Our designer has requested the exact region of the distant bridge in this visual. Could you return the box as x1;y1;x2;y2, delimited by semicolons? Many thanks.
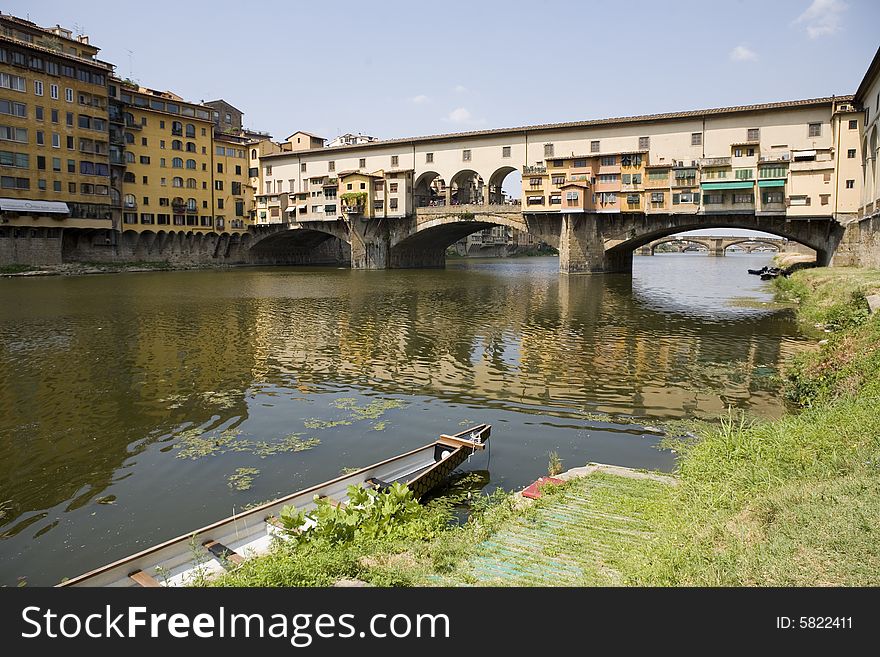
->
636;235;792;256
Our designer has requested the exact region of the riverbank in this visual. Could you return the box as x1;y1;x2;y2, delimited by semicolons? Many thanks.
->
205;265;880;587
0;260;247;278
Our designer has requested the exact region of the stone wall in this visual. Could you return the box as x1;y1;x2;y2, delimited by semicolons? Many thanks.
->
832;215;880;268
0;227;63;266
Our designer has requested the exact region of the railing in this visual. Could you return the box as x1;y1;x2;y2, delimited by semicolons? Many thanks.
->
523;166;547;174
759;153;791;162
700;157;730;167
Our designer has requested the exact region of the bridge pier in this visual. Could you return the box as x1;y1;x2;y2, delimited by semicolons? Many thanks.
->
349;218;390;269
558;213;632;274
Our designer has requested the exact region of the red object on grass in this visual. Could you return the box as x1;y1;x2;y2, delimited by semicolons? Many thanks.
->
521;477;564;499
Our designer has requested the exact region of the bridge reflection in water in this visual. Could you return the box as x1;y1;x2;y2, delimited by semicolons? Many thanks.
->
0;255;805;585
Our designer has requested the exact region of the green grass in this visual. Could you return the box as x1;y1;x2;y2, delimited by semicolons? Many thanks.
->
0;263;39;274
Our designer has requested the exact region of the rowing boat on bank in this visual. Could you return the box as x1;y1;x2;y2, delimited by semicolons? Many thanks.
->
59;424;490;587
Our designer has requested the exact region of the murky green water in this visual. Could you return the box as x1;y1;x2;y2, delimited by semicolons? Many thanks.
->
0;253;805;585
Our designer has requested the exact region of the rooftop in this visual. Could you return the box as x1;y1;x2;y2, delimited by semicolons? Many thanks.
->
263;95;851;160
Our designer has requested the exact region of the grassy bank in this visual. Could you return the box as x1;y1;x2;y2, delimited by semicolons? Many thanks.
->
208;267;880;587
626;267;880;585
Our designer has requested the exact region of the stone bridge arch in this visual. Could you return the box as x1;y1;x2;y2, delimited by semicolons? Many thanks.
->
560;212;843;273
247;222;351;266
384;205;539;268
649;237;712;254
723;238;783;253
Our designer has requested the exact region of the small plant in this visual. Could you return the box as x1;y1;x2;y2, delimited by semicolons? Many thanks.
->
279;483;422;545
548;451;563;476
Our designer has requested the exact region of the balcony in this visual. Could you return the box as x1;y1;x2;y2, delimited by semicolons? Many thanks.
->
700;157;730;167
759;153;791;163
523;165;547;174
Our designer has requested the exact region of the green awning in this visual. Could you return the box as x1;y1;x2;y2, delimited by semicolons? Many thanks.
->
700;181;754;190
757;179;786;187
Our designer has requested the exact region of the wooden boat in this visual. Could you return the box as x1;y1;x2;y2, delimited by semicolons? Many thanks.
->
59;424;490;587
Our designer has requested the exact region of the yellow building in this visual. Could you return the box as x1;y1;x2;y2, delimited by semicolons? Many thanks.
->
212;132;251;231
0;15;114;239
110;81;215;232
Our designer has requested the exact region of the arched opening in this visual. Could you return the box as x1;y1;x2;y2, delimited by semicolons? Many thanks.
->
869;127;878;206
413;171;447;207
650;238;710;255
249;228;351;266
449;169;484;205
487;166;521;205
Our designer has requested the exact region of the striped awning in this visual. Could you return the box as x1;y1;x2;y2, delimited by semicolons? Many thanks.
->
700;181;754;190
0;198;70;213
757;180;786;188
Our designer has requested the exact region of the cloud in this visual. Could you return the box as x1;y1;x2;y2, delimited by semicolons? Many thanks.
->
454;85;467;93
410;94;430;104
729;44;758;62
443;107;486;126
794;0;847;38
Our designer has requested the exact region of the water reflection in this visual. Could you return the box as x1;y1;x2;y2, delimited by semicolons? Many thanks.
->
0;254;803;584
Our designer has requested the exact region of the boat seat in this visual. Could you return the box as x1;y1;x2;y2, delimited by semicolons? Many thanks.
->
203;540;245;566
129;570;161;587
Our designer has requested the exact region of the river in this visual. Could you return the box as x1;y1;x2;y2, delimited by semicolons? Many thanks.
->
0;252;806;586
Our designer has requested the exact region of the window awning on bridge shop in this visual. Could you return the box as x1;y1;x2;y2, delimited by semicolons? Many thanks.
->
699;181;754;190
757;179;786;187
0;198;70;213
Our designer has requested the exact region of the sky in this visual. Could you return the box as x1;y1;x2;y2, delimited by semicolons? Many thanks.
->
6;0;878;238
7;0;877;142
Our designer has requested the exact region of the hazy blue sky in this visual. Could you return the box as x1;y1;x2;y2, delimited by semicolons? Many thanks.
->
7;0;878;142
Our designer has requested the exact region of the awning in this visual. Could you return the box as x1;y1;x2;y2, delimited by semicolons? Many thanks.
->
700;181;754;190
792;150;816;159
758;179;786;188
285;206;297;213
0;198;70;214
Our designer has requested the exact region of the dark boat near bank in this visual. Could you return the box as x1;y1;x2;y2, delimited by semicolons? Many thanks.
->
59;424;491;587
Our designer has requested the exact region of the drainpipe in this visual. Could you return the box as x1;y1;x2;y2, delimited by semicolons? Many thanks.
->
832;97;841;220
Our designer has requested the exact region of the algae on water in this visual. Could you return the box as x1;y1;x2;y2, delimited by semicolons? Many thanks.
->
228;468;260;491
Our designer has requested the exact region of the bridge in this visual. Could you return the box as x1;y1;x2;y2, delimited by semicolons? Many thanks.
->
636;235;791;256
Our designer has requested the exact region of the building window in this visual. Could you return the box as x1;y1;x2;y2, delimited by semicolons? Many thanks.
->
845;179;854;189
600;156;616;166
848;119;857;130
50;84;58;100
763;191;784;204
265;165;272;175
590;140;600;153
543;143;554;158
390;198;398;210
735;169;753;180
426;152;433;163
34;80;44;96
359;158;366;168
462;150;471;162
329;160;335;171
502;146;511;158
746;128;759;142
301;162;307;172
638;136;650;150
551;175;565;186
847;149;856;158
391;155;399;167
217;163;223;173
733;193;754;204
808;123;822;137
